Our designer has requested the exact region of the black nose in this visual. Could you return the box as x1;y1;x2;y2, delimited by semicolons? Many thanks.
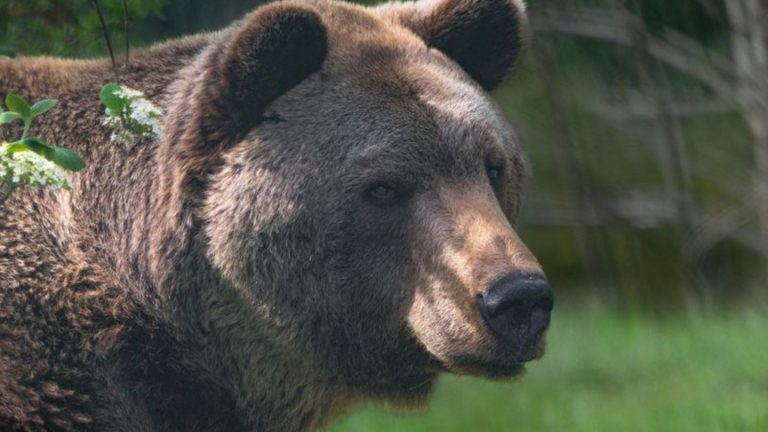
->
476;272;554;347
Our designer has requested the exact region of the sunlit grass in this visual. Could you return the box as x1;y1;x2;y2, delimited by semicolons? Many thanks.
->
327;298;768;432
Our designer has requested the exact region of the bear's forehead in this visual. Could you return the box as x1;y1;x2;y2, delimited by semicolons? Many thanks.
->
309;56;511;171
262;1;517;168
334;66;510;178
357;56;509;155
407;59;505;134
316;2;508;139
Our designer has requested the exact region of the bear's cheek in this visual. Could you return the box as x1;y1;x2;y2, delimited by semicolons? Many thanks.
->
407;284;489;363
203;161;308;289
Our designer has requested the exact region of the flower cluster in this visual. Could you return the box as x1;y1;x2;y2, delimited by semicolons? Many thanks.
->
0;142;72;191
102;86;163;143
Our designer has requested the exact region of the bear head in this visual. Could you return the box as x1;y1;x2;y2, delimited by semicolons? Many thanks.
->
159;0;552;408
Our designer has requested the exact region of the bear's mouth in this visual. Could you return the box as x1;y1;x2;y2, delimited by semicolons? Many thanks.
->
450;358;526;379
423;332;547;379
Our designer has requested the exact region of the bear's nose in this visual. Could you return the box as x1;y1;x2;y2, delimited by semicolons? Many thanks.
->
476;272;553;353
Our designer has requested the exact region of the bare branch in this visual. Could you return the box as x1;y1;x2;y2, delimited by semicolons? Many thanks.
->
581;96;738;120
122;0;129;67
91;0;120;84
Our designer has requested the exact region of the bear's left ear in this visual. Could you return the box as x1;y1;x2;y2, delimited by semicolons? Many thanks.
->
178;2;327;158
163;2;327;197
214;3;327;134
378;0;529;90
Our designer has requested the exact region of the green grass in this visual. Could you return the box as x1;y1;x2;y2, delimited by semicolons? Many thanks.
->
327;299;768;432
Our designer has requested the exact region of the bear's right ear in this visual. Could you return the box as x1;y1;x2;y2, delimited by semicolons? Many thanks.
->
188;2;327;153
378;0;529;91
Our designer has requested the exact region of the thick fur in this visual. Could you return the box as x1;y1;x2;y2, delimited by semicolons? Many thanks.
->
0;1;540;431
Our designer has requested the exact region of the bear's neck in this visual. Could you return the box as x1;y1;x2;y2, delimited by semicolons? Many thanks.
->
199;291;348;431
141;276;348;431
124;224;346;431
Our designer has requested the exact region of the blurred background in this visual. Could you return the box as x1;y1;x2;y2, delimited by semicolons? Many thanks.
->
2;0;766;430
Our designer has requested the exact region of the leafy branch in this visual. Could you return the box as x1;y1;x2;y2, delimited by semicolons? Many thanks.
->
1;94;85;203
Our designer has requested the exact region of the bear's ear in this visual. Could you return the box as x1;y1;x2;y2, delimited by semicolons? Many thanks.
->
161;3;326;199
379;0;528;90
195;2;327;148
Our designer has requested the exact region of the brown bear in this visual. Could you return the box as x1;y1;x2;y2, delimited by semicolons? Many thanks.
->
0;0;553;430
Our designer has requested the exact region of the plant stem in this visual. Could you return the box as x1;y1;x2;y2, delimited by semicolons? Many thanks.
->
21;120;30;140
122;0;129;67
91;0;120;84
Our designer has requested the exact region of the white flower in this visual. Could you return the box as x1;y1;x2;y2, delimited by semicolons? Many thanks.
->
0;142;72;191
103;85;164;143
116;87;144;99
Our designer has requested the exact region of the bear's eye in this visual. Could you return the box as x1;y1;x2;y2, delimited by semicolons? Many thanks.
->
366;182;399;205
487;165;503;185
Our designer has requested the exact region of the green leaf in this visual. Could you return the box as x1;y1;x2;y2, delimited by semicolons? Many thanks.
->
18;137;53;157
5;93;32;120
31;99;58;117
99;83;125;114
0;112;22;125
5;141;31;155
49;146;86;172
21;138;85;172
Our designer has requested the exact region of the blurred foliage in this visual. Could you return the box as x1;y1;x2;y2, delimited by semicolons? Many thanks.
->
1;0;765;307
0;0;167;57
504;0;765;306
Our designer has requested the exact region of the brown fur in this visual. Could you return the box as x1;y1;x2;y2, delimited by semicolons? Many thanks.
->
0;1;546;430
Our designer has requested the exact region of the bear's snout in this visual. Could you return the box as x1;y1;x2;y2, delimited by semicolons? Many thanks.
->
476;272;553;362
406;183;553;376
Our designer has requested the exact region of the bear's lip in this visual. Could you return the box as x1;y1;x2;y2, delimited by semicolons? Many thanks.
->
435;356;526;379
426;350;533;379
426;332;548;379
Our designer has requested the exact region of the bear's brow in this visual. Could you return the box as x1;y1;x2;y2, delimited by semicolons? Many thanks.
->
341;130;511;185
345;143;435;173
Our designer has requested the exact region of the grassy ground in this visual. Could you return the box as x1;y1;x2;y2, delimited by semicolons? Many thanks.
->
327;298;768;432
